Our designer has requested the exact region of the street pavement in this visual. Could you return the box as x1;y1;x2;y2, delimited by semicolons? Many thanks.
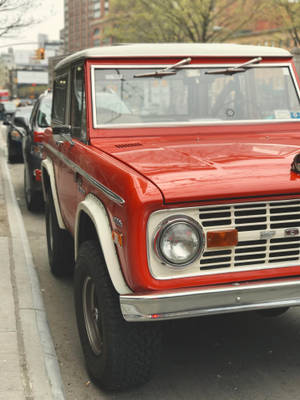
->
0;126;65;400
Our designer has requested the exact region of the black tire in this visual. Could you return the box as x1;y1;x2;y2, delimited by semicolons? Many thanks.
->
257;307;289;317
7;136;22;164
45;190;74;277
74;240;162;391
24;165;44;212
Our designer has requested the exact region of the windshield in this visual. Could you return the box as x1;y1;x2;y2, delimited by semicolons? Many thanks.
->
92;66;300;127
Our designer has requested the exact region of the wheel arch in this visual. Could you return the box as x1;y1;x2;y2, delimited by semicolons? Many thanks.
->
75;194;132;295
41;157;66;229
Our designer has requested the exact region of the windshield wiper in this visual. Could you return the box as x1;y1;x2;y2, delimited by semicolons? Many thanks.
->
205;56;262;75
134;57;192;78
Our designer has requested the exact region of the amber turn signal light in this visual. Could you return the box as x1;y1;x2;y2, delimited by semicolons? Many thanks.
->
207;229;238;248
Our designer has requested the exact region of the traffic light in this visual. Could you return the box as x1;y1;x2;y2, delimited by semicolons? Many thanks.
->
40;48;45;59
35;48;45;60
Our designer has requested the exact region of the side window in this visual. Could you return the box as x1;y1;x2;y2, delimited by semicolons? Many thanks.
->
29;100;39;126
52;74;68;124
71;64;86;140
37;96;52;127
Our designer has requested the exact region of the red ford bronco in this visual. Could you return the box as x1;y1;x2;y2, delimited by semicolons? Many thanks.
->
42;43;300;390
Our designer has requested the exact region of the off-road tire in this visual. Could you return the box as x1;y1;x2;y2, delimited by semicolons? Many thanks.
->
24;165;44;212
74;240;162;391
45;190;74;277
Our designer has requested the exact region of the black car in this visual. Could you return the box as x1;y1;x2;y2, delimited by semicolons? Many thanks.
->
6;105;33;163
0;101;17;122
22;91;52;211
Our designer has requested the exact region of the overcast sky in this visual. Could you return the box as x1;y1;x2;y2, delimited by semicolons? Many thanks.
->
1;0;64;51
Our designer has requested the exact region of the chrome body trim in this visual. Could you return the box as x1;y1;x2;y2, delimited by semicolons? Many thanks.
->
120;276;300;321
43;143;125;206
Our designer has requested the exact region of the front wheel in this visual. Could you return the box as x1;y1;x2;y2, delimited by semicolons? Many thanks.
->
45;190;74;277
74;240;162;391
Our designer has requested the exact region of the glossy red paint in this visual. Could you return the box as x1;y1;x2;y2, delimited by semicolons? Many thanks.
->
88;125;300;292
43;53;300;293
91;125;300;204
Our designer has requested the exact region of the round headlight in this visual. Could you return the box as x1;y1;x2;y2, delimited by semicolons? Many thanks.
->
155;216;203;267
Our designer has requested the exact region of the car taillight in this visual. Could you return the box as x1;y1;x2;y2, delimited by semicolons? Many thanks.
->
33;131;44;143
33;169;42;181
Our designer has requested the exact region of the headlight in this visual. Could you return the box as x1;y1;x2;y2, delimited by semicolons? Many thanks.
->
154;216;204;267
11;129;23;141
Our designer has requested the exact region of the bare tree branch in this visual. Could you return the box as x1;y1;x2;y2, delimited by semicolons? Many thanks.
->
0;0;38;38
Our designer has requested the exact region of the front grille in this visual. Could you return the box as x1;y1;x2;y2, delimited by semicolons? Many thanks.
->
199;200;300;272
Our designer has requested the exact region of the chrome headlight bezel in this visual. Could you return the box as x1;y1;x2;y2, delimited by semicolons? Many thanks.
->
154;215;204;267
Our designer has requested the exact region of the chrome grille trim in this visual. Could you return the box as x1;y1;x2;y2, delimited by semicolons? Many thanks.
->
199;199;300;272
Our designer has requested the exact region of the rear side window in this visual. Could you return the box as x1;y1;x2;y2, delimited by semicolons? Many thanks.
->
52;75;68;124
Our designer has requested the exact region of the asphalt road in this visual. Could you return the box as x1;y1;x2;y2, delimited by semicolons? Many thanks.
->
7;158;300;400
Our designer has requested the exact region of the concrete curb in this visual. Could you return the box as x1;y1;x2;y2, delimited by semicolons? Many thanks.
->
0;128;65;399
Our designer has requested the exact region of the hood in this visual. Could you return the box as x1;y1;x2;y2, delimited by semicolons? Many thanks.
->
91;130;300;204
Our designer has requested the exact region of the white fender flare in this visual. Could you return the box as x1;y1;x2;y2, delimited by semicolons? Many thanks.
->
41;158;66;230
75;194;132;295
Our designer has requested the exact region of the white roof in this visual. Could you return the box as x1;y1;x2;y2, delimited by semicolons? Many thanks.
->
55;43;291;71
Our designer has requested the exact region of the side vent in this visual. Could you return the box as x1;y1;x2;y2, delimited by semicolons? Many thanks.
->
115;143;142;148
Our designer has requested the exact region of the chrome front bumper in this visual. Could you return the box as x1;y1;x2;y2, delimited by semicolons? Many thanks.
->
120;277;300;321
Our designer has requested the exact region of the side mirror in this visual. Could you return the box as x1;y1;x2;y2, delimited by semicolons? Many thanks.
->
53;125;74;146
14;116;27;128
2;120;10;126
53;125;71;135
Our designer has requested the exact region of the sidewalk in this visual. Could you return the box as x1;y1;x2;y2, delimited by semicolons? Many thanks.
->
0;127;65;400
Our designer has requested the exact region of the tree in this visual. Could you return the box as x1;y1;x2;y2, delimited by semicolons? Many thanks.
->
270;0;300;47
104;0;267;44
0;0;37;38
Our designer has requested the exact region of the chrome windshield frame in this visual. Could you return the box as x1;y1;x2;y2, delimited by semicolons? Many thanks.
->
90;62;300;129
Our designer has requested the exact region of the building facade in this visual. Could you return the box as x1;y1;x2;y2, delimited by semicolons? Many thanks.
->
64;0;109;53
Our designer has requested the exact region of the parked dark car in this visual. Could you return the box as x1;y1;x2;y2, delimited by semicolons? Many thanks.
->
6;105;33;163
22;90;52;211
0;101;17;122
